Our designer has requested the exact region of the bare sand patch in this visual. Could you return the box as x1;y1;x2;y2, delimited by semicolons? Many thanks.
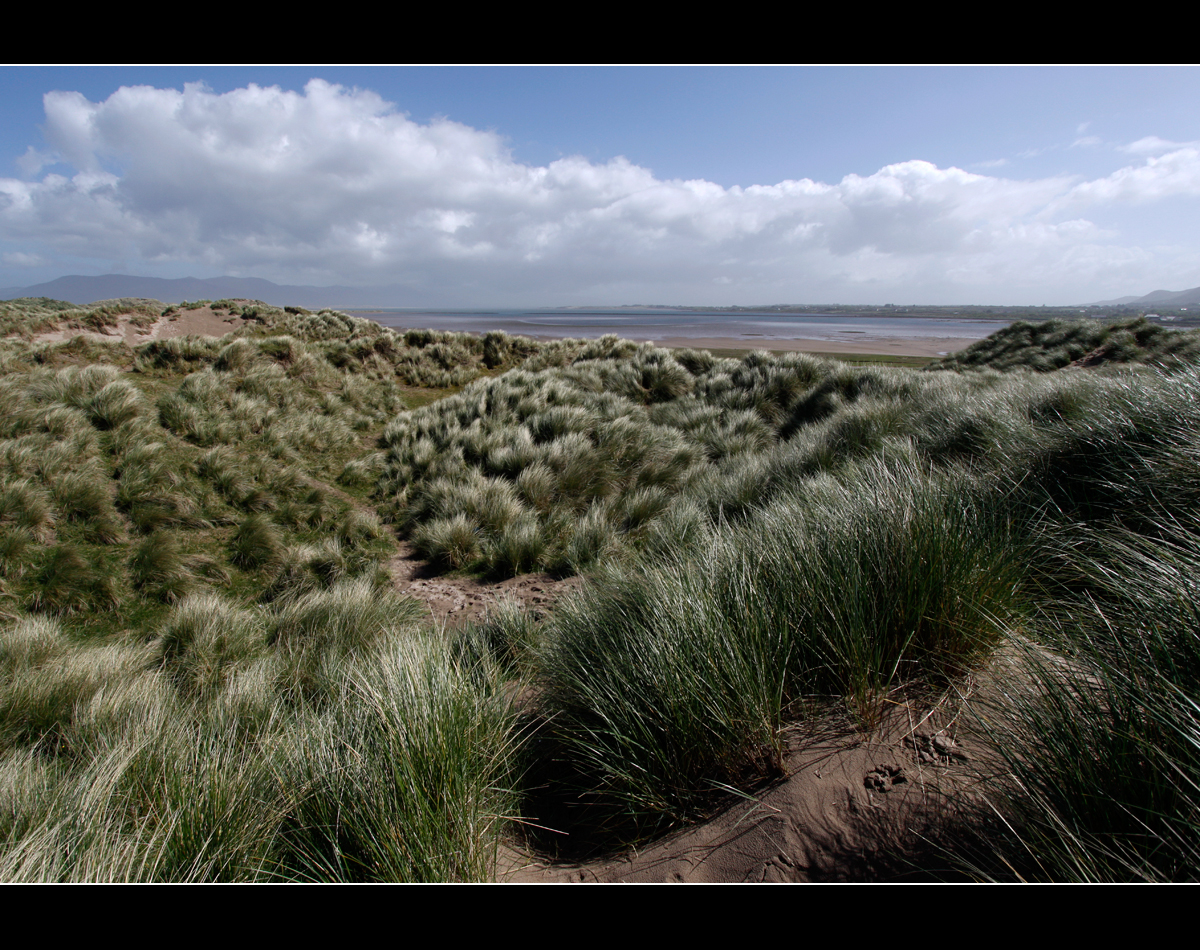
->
146;305;258;341
494;642;1043;883
23;303;259;347
501;689;992;883
385;541;583;627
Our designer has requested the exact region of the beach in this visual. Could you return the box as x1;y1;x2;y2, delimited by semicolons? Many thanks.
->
351;309;1004;359
650;335;980;357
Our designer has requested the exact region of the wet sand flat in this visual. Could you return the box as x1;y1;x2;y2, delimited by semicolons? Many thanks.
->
356;309;1005;359
652;335;978;357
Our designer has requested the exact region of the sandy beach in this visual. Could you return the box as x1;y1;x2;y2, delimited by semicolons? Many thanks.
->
355;310;998;359
651;335;979;357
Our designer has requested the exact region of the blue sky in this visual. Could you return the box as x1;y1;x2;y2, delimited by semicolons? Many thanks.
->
2;66;1198;305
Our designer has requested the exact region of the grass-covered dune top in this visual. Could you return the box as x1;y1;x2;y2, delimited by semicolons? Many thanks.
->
0;301;548;628
0;297;165;338
2;298;1200;881
927;315;1200;372
375;317;1200;583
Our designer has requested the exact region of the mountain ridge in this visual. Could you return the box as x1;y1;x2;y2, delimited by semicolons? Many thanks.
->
0;274;433;309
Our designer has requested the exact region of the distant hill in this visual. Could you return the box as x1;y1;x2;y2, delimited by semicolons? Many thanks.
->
0;274;433;309
1091;285;1200;307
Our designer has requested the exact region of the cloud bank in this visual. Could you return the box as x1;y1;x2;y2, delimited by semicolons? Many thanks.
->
2;79;1197;304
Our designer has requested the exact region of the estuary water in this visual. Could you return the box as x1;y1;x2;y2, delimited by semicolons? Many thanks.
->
347;308;1009;348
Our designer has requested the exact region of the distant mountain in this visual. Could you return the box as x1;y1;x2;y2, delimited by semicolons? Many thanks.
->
1090;286;1200;307
0;275;434;309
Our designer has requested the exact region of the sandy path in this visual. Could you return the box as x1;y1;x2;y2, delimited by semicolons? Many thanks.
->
386;542;583;627
143;307;257;341
501;696;986;883
23;304;257;347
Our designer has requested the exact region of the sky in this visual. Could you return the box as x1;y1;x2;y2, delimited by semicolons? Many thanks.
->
1;65;1198;307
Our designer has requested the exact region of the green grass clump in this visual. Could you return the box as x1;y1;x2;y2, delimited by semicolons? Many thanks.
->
928;316;1200;373
155;593;266;698
526;459;1026;842
0;589;521;881
27;546;120;616
229;514;285;571
275;635;520;881
975;523;1200;881
130;531;201;604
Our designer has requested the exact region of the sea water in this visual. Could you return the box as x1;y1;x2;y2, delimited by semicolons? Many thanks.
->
347;308;1009;346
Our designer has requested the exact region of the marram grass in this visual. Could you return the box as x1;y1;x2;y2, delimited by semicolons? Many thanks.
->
4;298;1200;879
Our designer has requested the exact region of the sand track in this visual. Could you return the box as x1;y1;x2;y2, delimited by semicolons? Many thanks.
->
502;692;992;883
26;304;258;347
386;541;584;627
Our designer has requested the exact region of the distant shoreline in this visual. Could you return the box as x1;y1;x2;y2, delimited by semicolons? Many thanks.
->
650;335;977;357
349;309;996;358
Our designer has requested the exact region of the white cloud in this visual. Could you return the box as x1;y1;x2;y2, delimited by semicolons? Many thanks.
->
3;251;48;267
15;147;55;177
1049;147;1200;213
0;79;1195;303
1120;135;1198;155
